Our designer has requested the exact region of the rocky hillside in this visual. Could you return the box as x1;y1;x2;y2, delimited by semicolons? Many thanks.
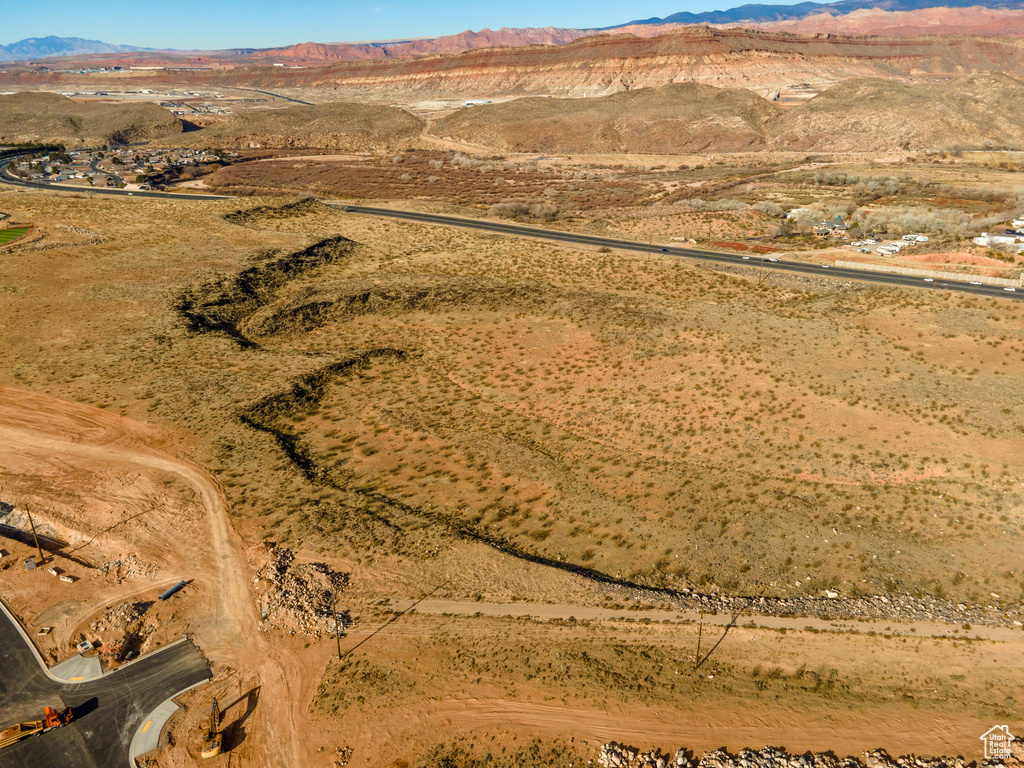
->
774;73;1024;151
433;73;1024;153
0;92;181;146
737;5;1024;36
434;82;779;153
181;101;424;151
187;26;1024;99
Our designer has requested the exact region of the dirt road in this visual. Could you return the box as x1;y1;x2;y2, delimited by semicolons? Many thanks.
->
0;387;300;767
383;599;1023;642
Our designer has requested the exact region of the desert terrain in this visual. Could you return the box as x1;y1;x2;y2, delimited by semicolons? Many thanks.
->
0;12;1023;768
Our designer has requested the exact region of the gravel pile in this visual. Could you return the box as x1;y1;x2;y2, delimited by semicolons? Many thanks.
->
659;589;1024;628
597;743;1021;768
254;544;349;638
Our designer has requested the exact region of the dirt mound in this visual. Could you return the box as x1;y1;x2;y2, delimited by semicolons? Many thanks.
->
183;101;423;151
223;196;328;225
0;92;182;146
433;82;778;153
175;235;357;347
773;73;1024;151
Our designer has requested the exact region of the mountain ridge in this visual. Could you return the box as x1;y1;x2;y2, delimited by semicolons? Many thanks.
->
8;1;1024;69
624;0;1024;25
0;35;148;62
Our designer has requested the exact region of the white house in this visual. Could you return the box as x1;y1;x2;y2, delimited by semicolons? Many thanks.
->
974;231;1024;252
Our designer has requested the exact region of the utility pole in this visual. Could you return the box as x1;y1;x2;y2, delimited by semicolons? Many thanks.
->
25;506;45;565
694;606;704;669
334;595;344;660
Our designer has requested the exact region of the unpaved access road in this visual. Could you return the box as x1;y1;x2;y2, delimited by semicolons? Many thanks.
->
381;599;1024;642
0;387;300;767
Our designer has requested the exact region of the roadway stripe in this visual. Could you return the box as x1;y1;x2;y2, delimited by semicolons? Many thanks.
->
340;204;1024;301
140;720;152;734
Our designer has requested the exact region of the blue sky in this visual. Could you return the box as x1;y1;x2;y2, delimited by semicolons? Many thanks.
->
4;0;812;50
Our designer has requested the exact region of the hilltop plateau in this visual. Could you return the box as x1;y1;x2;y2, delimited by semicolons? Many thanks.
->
773;73;1024;151
433;82;779;153
433;74;1024;154
0;91;182;146
179;101;424;151
8;73;1024;154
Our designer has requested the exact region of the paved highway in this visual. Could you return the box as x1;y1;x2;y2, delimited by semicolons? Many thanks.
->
2;160;1020;301
0;158;232;201
339;204;1024;302
0;601;211;768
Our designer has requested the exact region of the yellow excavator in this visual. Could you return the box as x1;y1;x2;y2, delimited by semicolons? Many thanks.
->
200;698;222;759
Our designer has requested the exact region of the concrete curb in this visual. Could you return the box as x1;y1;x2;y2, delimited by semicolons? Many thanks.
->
129;678;211;768
0;597;197;684
0;594;56;679
49;652;103;683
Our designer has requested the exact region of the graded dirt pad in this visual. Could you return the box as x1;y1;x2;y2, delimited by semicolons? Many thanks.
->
432;83;779;154
179;101;424;151
0;187;1022;767
0;91;182;147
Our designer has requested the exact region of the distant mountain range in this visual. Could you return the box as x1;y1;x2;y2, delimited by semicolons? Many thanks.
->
6;0;1024;67
625;0;1024;25
0;36;147;62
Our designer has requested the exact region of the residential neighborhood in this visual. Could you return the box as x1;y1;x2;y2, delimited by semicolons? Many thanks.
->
5;147;229;190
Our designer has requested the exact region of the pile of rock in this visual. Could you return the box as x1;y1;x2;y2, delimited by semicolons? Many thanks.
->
254;544;349;639
90;600;149;633
597;744;1019;768
99;555;158;583
622;587;1024;629
598;743;683;768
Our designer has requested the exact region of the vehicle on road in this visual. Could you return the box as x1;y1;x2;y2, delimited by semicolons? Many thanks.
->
821;265;830;268
1005;287;1017;292
768;257;779;262
924;278;935;282
969;281;983;286
0;707;74;750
